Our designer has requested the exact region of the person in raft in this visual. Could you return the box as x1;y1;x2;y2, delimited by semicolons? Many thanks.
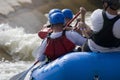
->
42;8;74;28
81;0;120;52
43;9;62;28
62;7;89;51
38;8;74;39
36;11;86;63
38;8;87;39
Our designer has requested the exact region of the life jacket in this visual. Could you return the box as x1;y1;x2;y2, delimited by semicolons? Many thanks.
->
91;10;120;48
45;30;75;61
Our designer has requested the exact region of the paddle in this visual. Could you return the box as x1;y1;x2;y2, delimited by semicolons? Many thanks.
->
65;11;81;27
38;11;81;39
10;60;39;80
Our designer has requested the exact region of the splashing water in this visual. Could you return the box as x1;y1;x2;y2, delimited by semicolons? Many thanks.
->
0;24;42;61
0;23;43;80
0;60;32;80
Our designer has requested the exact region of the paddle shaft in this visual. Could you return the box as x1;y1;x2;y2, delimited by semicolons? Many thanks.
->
17;60;39;80
66;11;81;27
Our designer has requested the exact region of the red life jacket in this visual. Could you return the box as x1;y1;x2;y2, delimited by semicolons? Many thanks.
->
45;30;75;61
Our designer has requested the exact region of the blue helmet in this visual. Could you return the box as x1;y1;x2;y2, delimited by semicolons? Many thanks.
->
48;9;62;18
49;12;65;25
62;9;73;19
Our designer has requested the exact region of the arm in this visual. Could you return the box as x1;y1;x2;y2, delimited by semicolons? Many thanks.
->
80;7;86;23
35;39;47;61
77;7;93;38
66;31;87;46
72;7;86;34
73;7;87;36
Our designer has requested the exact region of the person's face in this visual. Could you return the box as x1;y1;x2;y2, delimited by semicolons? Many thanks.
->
103;2;108;9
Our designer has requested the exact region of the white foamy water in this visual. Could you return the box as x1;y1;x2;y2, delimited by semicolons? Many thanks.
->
0;23;43;80
0;0;32;15
0;12;92;80
0;60;32;80
0;24;42;61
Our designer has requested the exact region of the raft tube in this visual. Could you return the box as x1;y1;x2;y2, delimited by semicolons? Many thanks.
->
31;52;120;80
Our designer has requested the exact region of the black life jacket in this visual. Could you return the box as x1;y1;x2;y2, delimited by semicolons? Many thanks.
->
91;10;120;48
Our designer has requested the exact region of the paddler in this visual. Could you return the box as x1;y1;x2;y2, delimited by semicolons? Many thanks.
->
36;11;86;63
82;0;120;52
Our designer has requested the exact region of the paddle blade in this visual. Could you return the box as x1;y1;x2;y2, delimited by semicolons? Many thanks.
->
10;61;39;80
9;70;28;80
38;27;52;39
